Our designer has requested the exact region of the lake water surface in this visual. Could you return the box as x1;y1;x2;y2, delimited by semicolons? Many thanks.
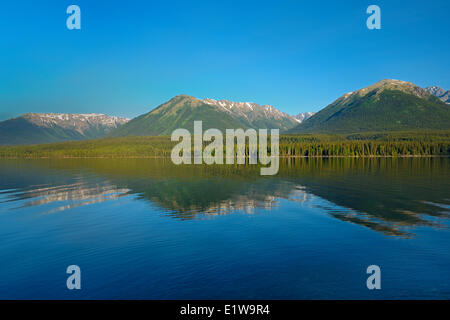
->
0;158;449;299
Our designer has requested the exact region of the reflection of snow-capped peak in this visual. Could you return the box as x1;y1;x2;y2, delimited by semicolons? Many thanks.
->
287;185;312;204
198;184;313;219
9;181;130;214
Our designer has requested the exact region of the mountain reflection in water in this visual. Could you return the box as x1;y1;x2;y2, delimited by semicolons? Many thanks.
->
0;158;449;237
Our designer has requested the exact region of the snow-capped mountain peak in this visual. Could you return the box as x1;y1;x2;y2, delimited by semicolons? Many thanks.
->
22;113;129;132
295;112;316;123
425;86;450;103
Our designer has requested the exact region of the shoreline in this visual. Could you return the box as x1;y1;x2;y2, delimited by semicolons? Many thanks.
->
0;155;448;160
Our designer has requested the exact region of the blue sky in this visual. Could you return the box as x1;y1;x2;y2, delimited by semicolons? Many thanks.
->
0;0;449;120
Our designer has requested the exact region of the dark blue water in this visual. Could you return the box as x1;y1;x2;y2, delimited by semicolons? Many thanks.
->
0;158;449;299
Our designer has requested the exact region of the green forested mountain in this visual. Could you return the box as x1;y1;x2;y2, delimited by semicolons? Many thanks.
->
110;95;299;137
289;79;450;134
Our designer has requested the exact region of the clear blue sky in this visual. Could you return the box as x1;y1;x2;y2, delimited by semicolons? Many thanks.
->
0;0;449;120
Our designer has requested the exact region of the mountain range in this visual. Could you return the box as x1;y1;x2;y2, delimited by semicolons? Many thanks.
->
289;79;450;133
0;113;129;145
110;95;301;137
0;79;449;145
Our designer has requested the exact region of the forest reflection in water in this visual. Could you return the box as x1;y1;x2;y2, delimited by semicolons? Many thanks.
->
0;157;449;237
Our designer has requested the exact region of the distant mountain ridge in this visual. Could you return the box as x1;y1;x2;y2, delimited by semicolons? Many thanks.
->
2;80;448;144
295;112;315;123
0;113;129;145
110;95;300;137
289;79;450;134
425;86;450;103
201;98;300;130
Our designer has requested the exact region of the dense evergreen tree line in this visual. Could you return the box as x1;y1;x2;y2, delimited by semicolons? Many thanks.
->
277;141;450;157
0;133;449;158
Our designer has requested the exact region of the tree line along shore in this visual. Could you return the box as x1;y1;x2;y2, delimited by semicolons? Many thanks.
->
0;131;449;159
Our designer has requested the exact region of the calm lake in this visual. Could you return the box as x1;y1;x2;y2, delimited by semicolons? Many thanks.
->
0;158;449;299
